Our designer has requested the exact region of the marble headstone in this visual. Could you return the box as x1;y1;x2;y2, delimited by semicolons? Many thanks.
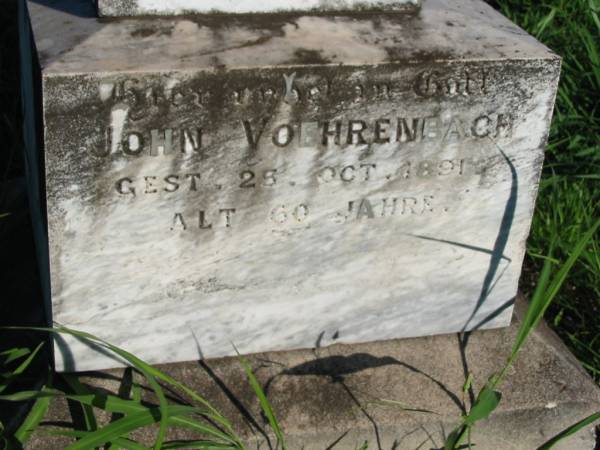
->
23;0;560;371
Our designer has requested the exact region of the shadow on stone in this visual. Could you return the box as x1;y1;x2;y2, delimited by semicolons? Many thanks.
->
466;142;519;329
29;0;96;18
55;333;125;373
452;143;519;412
258;350;465;450
266;353;464;413
198;359;274;449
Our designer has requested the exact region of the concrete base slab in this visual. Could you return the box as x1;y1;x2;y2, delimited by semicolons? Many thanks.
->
28;296;600;449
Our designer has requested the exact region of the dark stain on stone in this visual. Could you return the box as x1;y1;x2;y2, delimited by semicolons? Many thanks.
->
130;25;174;38
370;15;384;31
130;27;155;38
384;47;457;64
446;20;455;27
289;49;331;65
184;12;300;33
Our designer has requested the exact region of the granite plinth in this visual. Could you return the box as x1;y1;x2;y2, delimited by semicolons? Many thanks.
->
97;0;422;17
26;297;600;449
23;0;561;371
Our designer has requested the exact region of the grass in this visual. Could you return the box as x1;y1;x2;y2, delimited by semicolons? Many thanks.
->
443;218;600;449
0;327;286;450
493;0;600;383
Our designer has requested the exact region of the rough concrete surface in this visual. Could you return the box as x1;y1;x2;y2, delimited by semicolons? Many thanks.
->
26;297;600;449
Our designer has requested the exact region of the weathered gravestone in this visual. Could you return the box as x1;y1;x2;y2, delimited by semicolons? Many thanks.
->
22;0;561;372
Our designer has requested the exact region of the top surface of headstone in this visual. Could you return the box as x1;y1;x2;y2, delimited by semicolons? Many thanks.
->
98;0;421;17
29;0;556;75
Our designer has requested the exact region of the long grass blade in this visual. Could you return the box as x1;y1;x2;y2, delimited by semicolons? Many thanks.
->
1;326;244;448
538;411;600;449
13;386;52;445
373;398;439;415
49;431;150;450
1;390;145;415
61;405;200;450
162;440;240;449
0;342;44;394
1;388;237;444
237;352;286;450
1;348;30;365
168;415;238;444
63;375;98;432
510;218;600;369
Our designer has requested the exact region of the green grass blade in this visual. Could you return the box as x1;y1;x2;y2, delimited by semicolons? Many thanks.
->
1;348;30;365
63;336;170;450
462;373;473;396
4;390;237;445
49;431;150;450
1;326;243;447
511;256;554;360
63;375;98;432
60;327;239;442
0;390;61;402
138;375;166;450
162;440;239;449
61;405;198;450
11;342;44;374
132;381;142;403
109;437;151;450
237;352;286;450
13;386;52;445
4;327;241;447
463;387;501;426
538;411;600;449
444;426;467;450
372;398;439;415
0;386;238;446
535;7;557;37
0;342;45;394
510;218;600;369
540;218;600;310
168;416;240;444
1;390;146;415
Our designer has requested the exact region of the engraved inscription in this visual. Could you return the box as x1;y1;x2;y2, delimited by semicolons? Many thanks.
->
170;208;237;231
93;68;517;236
101;113;511;158
414;68;489;97
103;127;204;157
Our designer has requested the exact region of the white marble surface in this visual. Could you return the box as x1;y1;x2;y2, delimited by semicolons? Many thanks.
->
26;0;561;371
98;0;421;16
29;0;554;74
